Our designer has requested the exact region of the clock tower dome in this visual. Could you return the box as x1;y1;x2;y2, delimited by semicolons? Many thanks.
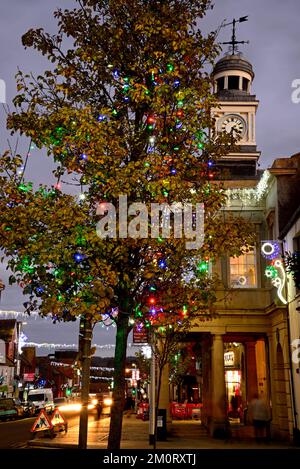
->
212;52;260;178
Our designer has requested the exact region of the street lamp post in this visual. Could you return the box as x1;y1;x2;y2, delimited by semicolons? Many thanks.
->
132;363;139;413
149;343;156;445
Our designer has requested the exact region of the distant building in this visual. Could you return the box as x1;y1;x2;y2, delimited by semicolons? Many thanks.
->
0;319;21;396
24;351;139;397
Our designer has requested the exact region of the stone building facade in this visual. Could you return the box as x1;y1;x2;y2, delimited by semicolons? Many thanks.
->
158;52;297;441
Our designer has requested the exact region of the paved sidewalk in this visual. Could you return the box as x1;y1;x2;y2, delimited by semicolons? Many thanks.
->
29;413;296;450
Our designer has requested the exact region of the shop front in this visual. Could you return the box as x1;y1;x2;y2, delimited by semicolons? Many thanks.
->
224;343;245;422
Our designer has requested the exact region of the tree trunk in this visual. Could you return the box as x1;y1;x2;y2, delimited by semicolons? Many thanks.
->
78;317;92;449
107;313;129;449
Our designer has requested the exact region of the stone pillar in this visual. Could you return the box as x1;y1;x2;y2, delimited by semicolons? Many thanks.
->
239;76;243;90
158;362;171;423
246;341;258;401
211;334;226;436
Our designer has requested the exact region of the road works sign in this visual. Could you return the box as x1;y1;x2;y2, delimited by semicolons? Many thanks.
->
31;409;53;432
51;408;66;426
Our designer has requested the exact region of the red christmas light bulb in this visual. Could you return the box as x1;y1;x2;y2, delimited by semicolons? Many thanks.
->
147;115;156;124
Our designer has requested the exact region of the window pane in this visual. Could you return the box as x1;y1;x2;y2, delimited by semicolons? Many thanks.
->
229;250;257;288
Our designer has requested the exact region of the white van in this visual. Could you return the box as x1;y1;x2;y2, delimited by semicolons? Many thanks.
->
27;388;54;413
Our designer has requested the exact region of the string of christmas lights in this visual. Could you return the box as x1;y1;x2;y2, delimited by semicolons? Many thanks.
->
225;170;271;207
0;310;116;328
50;361;114;371
0;310;45;319
90;376;114;381
23;341;136;350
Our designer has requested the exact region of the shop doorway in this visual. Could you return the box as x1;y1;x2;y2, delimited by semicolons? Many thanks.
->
224;342;244;422
223;336;269;424
170;334;209;421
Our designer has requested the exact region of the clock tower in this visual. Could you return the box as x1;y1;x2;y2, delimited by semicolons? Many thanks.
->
212;52;260;178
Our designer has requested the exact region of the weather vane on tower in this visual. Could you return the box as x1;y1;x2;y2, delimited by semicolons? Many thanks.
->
221;16;249;55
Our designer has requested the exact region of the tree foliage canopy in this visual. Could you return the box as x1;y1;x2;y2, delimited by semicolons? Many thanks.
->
1;0;255;325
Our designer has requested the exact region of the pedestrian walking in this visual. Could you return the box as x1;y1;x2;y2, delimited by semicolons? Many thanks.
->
249;393;271;442
95;394;103;420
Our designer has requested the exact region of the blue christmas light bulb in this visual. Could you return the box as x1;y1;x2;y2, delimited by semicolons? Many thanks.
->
158;259;167;269
73;252;84;263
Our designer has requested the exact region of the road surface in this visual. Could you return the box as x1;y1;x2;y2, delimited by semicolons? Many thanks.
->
0;411;96;448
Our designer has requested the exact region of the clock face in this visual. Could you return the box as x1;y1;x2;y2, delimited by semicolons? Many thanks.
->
219;114;246;138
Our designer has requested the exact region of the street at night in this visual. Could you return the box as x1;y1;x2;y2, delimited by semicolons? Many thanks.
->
0;416;35;449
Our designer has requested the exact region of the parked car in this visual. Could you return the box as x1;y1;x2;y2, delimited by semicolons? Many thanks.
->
20;400;36;417
55;396;98;414
54;397;69;406
0;398;24;420
27;388;54;413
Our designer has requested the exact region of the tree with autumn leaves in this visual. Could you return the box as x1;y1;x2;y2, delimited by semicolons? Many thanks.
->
0;0;255;449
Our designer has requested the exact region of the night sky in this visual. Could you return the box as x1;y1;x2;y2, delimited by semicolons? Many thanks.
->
0;0;299;354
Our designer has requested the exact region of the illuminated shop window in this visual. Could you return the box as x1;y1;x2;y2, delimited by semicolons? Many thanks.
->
229;249;257;288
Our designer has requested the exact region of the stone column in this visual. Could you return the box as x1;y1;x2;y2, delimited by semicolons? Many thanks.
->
158;362;171;423
239;76;243;90
246;341;258;401
211;334;226;435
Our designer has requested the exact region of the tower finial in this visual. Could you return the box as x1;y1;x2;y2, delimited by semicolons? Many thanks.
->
221;16;249;55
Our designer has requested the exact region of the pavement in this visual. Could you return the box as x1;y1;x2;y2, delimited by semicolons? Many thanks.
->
28;411;298;450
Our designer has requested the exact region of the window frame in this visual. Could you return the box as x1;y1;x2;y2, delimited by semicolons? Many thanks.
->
228;247;258;289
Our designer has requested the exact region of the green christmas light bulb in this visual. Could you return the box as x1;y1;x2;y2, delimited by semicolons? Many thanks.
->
197;261;208;272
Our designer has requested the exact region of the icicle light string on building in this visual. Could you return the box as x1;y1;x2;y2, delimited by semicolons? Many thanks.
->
90;376;114;381
0;310;116;328
50;361;114;371
22;342;136;350
0;310;44;319
225;170;271;207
